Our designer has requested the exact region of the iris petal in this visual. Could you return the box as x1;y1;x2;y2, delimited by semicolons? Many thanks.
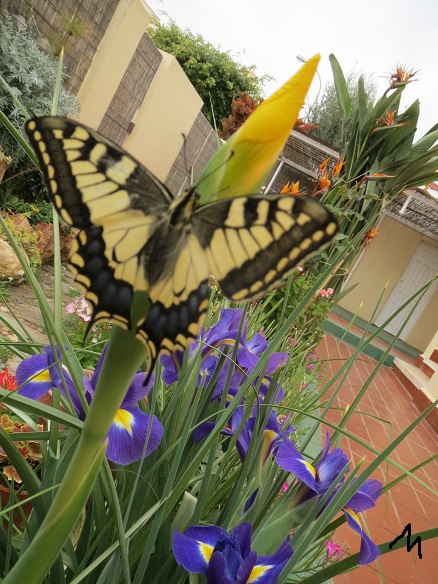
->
316;447;349;492
16;353;53;399
275;440;318;492
344;507;380;565
121;372;154;406
173;526;229;574
105;408;163;465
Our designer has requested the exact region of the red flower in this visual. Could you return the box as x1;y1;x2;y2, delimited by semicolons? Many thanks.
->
0;368;17;391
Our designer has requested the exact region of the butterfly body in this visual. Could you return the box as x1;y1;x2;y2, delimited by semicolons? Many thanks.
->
25;116;338;372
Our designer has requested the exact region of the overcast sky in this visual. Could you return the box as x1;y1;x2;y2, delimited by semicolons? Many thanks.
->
146;0;438;139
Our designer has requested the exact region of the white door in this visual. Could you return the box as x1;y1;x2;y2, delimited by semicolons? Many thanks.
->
374;241;438;339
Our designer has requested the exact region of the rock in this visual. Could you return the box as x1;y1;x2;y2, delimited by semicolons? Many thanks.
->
0;239;25;284
36;222;54;260
60;226;79;260
9;213;32;233
35;223;79;260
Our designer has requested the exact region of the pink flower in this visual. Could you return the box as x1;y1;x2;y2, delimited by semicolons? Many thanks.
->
65;302;76;314
327;288;334;295
325;539;342;559
297;266;303;272
320;289;328;297
280;481;289;492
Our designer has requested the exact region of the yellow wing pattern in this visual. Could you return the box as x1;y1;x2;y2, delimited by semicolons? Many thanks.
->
25;116;338;373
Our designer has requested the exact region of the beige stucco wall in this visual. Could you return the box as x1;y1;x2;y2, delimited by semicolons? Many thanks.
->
73;0;203;183
122;51;203;182
75;0;156;130
339;214;438;351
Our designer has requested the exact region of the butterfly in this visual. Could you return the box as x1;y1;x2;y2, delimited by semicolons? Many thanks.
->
25;116;338;375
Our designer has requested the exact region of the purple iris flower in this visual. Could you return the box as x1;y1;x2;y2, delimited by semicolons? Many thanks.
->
195;407;293;465
338;479;382;565
173;522;293;584
16;345;163;465
275;432;349;498
275;433;382;565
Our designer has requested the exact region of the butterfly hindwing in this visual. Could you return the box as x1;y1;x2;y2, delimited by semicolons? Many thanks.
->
25;116;338;374
25;116;173;336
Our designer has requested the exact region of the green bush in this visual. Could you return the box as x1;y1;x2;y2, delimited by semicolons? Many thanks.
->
1;199;53;225
0;11;79;199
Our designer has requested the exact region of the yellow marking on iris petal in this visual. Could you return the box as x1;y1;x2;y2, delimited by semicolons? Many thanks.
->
114;408;134;434
296;212;311;226
275;211;295;231
343;507;360;524
249;564;273;582
302;460;317;477
198;541;214;563
35;369;51;382
105;156;137;183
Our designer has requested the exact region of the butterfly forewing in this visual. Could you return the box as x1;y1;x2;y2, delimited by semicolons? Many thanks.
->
195;195;338;300
25;117;173;228
25;116;338;376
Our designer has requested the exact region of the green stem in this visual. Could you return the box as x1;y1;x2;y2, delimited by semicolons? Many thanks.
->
3;327;146;583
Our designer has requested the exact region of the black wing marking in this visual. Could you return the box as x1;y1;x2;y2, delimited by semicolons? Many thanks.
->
25;116;173;228
193;194;338;300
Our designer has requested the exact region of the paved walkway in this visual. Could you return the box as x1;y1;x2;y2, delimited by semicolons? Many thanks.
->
318;333;438;583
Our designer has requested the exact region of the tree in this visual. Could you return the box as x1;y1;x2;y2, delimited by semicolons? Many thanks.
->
218;91;261;140
219;91;319;140
303;69;377;149
148;20;269;126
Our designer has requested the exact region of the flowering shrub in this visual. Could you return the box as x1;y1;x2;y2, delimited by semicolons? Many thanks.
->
63;297;111;368
261;267;334;346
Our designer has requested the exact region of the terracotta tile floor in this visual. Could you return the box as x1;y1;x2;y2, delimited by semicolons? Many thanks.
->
317;333;438;584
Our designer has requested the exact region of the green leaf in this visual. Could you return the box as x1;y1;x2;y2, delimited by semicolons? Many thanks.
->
329;54;351;122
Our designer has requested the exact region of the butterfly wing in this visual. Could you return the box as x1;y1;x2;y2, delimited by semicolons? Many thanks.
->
136;220;211;363
193;194;338;300
25;116;172;331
